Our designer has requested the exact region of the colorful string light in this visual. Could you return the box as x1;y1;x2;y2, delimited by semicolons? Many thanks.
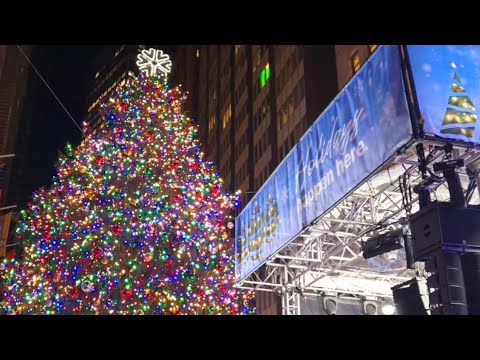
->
0;73;255;315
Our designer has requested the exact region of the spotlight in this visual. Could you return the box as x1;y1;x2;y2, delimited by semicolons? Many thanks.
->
381;301;396;315
362;228;405;260
433;158;465;209
323;297;338;315
363;301;378;315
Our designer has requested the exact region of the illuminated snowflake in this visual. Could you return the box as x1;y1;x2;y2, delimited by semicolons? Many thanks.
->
136;48;172;77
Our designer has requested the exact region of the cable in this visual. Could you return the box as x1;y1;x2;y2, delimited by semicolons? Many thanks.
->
16;45;85;136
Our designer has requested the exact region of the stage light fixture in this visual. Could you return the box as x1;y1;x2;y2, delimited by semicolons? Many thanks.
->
362;228;405;260
323;297;338;315
363;301;378;315
381;301;396;315
433;159;465;208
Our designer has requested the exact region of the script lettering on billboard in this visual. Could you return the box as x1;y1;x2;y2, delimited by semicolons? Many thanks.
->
296;108;365;211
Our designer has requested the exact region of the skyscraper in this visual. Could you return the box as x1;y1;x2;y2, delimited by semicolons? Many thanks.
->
334;45;379;90
0;45;32;208
172;45;339;314
84;45;147;137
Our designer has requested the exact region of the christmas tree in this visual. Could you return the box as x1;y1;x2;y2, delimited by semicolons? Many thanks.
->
0;49;255;315
440;61;477;139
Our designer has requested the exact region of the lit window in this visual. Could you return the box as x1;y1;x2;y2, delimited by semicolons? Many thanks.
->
369;45;378;54
351;52;361;74
260;63;271;89
196;49;200;58
209;116;216;132
223;104;232;128
235;45;241;55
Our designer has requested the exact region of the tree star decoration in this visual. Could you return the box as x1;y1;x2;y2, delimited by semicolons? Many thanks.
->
136;48;172;77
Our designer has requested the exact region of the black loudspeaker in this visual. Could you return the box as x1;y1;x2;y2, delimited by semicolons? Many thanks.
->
392;278;429;315
409;202;480;261
461;253;480;315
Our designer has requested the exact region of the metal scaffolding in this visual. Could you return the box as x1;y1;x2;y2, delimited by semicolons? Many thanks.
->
235;141;480;314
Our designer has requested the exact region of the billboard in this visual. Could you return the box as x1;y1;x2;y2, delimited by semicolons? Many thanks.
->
407;45;480;145
235;45;413;282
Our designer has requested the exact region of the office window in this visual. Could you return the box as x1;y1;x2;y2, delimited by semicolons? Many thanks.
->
369;45;378;54
260;63;271;89
209;115;216;132
196;49;200;58
223;104;232;128
351;52;361;74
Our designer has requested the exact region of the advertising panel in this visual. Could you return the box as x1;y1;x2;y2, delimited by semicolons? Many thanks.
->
235;45;413;282
407;45;480;145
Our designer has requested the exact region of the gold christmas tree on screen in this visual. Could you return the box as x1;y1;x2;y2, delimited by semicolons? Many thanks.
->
440;61;477;139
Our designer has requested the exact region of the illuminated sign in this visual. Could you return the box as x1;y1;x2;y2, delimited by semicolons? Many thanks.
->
407;45;480;145
235;45;413;282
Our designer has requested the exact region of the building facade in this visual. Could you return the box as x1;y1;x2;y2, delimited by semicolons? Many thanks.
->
172;45;339;314
84;45;147;137
334;45;379;90
0;45;32;207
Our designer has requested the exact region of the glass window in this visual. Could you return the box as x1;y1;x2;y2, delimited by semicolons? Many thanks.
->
209;116;216;132
369;45;378;54
223;104;232;128
351;52;361;74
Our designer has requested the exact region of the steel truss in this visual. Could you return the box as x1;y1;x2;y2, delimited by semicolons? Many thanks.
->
235;141;480;314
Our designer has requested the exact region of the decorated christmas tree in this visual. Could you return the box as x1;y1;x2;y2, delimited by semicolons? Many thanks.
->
0;48;255;315
440;61;477;139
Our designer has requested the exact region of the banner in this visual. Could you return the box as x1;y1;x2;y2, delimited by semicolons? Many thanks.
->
235;45;413;282
0;211;12;257
407;45;480;145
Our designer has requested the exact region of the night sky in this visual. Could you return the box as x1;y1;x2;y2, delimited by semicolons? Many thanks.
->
18;45;103;204
15;45;177;206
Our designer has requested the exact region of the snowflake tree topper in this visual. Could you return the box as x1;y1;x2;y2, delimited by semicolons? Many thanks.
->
136;48;172;77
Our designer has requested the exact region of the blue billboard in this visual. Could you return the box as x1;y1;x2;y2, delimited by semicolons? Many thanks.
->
235;45;413;282
407;45;480;145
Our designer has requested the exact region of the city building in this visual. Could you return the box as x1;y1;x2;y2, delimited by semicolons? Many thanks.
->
84;45;147;137
0;45;32;208
172;45;339;314
84;45;176;137
334;45;379;90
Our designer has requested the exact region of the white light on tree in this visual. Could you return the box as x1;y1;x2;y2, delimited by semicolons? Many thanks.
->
136;48;172;77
